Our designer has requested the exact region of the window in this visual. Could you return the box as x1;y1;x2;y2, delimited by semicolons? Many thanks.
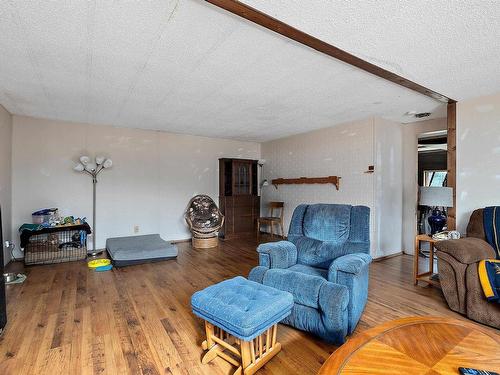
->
423;170;447;187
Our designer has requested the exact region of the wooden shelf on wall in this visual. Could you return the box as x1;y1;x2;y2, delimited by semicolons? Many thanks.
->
271;176;340;190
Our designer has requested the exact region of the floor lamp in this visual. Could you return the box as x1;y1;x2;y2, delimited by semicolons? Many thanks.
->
74;155;113;256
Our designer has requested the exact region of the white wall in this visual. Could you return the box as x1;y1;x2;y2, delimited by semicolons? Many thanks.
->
401;118;447;254
11;116;260;251
456;92;500;234
0;105;12;264
373;117;403;258
261;117;403;258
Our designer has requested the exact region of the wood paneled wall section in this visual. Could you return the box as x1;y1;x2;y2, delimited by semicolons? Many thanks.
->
447;102;457;230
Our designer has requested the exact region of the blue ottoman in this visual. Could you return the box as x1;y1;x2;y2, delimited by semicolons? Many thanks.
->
191;276;293;375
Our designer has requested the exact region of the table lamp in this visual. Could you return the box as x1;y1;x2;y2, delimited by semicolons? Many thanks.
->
419;186;453;234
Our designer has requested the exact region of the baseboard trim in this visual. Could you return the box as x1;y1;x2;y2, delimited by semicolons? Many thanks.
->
170;238;191;244
373;251;404;262
258;230;286;240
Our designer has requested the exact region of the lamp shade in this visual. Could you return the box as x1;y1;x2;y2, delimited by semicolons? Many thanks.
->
73;163;85;172
102;159;113;169
79;155;90;165
95;156;106;165
419;186;453;207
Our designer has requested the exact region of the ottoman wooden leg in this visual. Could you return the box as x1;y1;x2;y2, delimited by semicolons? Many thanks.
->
201;340;208;350
202;344;220;364
204;322;215;349
201;322;219;364
200;322;282;375
240;325;281;375
240;340;252;369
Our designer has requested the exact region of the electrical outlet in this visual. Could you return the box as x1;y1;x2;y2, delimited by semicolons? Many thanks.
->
4;241;12;248
134;225;140;234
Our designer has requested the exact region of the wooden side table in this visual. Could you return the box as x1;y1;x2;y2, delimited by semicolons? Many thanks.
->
414;234;440;287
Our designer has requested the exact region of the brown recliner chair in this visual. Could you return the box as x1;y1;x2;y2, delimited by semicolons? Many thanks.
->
435;209;500;328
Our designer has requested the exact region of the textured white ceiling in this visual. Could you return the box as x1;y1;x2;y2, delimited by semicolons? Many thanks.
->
1;1;492;142
241;0;500;102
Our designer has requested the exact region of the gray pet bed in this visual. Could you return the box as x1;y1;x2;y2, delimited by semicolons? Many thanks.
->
106;234;178;267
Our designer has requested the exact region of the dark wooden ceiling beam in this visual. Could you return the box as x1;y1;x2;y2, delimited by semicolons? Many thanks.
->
205;0;456;104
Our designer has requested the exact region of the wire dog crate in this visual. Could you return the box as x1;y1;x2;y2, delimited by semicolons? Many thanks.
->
24;226;89;265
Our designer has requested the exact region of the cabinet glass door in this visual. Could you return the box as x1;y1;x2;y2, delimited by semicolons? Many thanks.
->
233;161;252;195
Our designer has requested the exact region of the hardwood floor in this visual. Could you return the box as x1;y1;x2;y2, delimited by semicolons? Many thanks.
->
0;235;489;375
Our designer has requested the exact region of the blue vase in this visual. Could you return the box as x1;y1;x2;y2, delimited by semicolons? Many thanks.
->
428;208;447;234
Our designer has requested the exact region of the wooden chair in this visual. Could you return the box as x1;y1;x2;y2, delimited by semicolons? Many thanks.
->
257;202;284;238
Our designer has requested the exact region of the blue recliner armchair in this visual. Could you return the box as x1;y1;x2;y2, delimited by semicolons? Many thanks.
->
249;204;371;344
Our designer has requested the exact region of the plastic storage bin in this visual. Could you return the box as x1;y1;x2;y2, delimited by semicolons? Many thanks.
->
32;208;59;224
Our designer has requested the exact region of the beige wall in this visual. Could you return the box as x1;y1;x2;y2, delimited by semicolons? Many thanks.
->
456;92;500;234
402;118;447;254
9;101;488;258
11;116;260;251
261;118;375;243
261;117;403;258
0;105;12;264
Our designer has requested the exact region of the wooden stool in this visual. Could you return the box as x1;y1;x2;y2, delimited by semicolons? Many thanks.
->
201;321;281;375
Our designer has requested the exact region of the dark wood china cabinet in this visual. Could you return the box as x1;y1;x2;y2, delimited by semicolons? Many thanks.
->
219;158;260;238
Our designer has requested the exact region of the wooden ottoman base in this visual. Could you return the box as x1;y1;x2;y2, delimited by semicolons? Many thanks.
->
201;321;281;375
192;236;218;249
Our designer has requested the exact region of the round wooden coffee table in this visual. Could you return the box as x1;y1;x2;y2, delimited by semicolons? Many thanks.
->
318;317;500;374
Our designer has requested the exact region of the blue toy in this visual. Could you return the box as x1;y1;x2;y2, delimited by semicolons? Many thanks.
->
95;265;113;272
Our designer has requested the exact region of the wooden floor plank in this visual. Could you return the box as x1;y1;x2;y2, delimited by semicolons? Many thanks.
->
0;235;494;374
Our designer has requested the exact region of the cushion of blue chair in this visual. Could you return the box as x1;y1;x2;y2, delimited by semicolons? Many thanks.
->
288;264;328;279
292;236;348;268
302;204;351;242
331;253;372;274
262;269;326;309
191;276;293;341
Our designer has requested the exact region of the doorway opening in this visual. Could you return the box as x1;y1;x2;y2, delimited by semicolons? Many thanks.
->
417;130;448;235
